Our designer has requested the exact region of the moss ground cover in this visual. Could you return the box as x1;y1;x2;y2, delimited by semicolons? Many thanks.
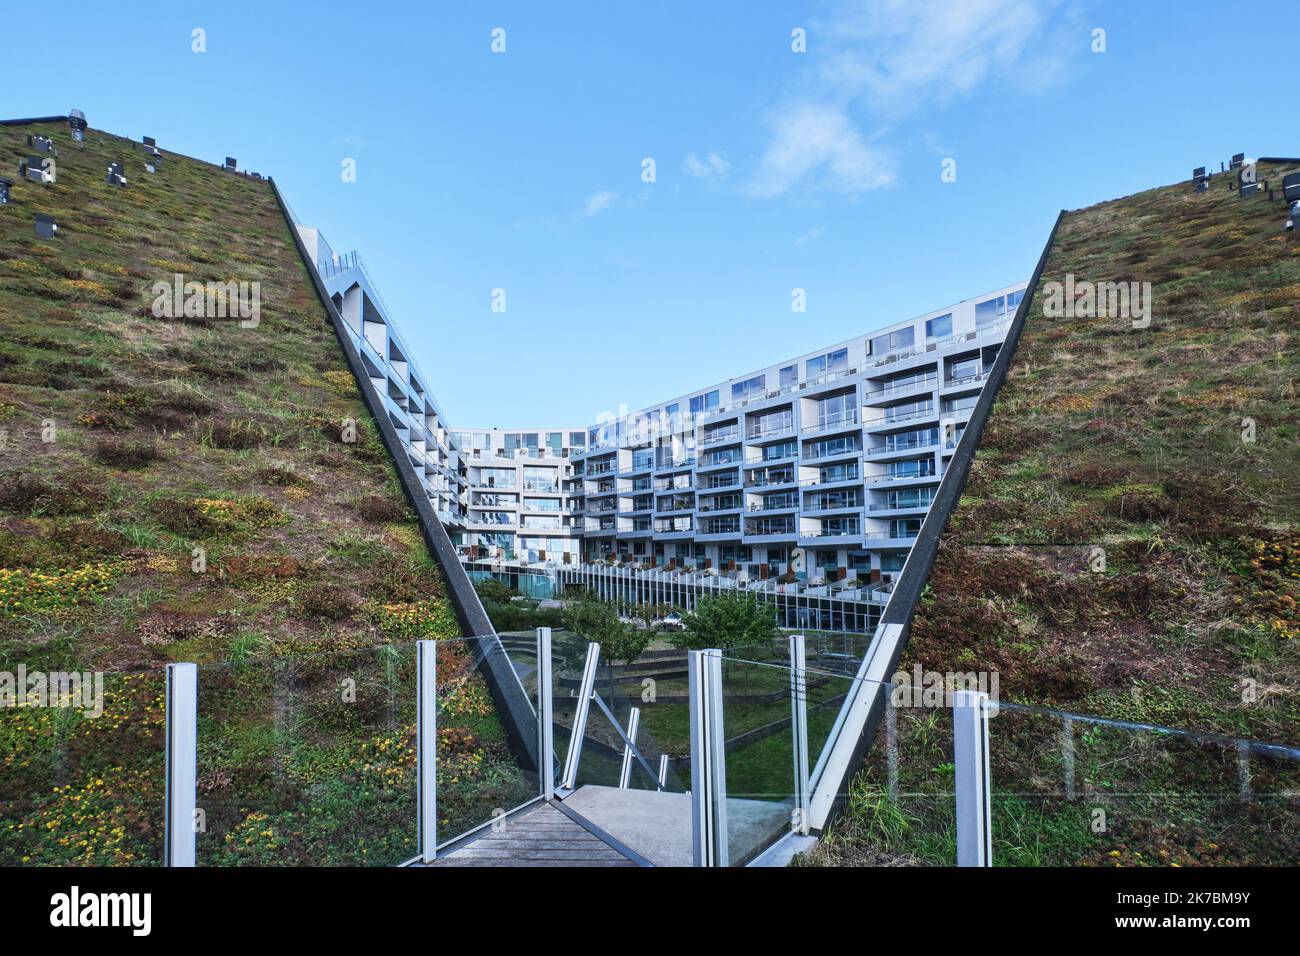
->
0;121;526;864
817;162;1300;866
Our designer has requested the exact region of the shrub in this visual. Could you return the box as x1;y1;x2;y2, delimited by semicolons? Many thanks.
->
299;584;359;621
92;438;163;470
197;417;270;450
473;578;517;605
351;494;409;524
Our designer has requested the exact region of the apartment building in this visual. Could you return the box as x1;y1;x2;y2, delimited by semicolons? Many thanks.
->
296;225;467;528
568;282;1026;591
450;427;588;563
293;220;1024;602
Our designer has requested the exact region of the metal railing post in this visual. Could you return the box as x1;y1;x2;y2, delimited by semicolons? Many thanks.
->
537;627;555;801
689;648;728;866
417;639;438;863
560;642;600;789
953;689;992;867
165;662;197;867
618;707;641;789
789;634;811;835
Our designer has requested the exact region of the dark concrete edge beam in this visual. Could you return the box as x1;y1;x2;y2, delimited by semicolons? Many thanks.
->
265;175;539;770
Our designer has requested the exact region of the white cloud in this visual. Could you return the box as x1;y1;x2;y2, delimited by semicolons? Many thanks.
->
794;227;824;246
749;104;895;199
817;0;1075;116
684;151;731;180
583;190;619;217
748;0;1079;199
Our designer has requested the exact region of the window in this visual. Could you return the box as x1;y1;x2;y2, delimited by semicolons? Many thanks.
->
818;392;854;427
871;327;915;356
806;348;849;379
976;291;1022;330
663;403;679;431
779;364;798;388
569;431;586;448
762;440;796;461
949;357;980;381
925;314;952;339
731;374;765;400
689;390;720;415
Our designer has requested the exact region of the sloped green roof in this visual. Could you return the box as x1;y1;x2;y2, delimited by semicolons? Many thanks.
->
0;120;464;671
908;160;1300;741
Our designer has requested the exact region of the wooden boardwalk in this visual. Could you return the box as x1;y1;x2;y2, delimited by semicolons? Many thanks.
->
431;802;640;867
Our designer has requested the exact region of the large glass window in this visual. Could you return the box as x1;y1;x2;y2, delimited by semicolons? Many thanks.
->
806;347;849;379
887;458;935;479
818;392;855;427
481;468;516;488
689;390;720;415
949;357;980;381
925;314;952;339
871;326;916;356
779;364;798;388
569;431;586;448
731;375;765;400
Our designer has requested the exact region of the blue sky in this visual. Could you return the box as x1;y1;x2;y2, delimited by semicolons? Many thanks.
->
4;1;1290;427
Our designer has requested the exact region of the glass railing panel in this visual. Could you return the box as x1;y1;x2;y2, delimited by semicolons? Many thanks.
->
716;657;798;865
1;668;166;866
991;703;1300;866
814;689;957;866
549;630;593;782
195;645;417;866
435;636;540;846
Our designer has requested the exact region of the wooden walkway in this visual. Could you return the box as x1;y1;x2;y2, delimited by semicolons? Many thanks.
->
431;802;640;867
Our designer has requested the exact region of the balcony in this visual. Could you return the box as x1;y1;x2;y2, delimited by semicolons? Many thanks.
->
802;498;863;516
867;496;934;513
865;437;940;460
862;404;938;430
744;523;798;542
744;472;797;490
748;498;798;513
701;428;741;447
696;522;742;540
865;470;939;487
801;443;860;463
746;418;795;440
696;455;743;472
744;448;797;466
942;371;990;391
799;472;860;490
863;373;939;402
802;411;860;436
799;526;862;542
655;457;697;471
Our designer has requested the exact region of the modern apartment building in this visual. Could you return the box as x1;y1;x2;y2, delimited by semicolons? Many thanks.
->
568;282;1026;591
449;427;588;564
292;220;1024;603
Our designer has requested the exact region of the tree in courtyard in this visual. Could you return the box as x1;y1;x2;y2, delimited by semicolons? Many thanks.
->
562;598;649;664
676;592;779;651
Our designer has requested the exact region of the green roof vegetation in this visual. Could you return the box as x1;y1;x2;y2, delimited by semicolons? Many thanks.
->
810;161;1300;867
0;120;460;672
0;121;534;866
911;160;1300;741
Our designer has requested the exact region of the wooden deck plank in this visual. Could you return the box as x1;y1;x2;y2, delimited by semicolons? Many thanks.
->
430;802;640;868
